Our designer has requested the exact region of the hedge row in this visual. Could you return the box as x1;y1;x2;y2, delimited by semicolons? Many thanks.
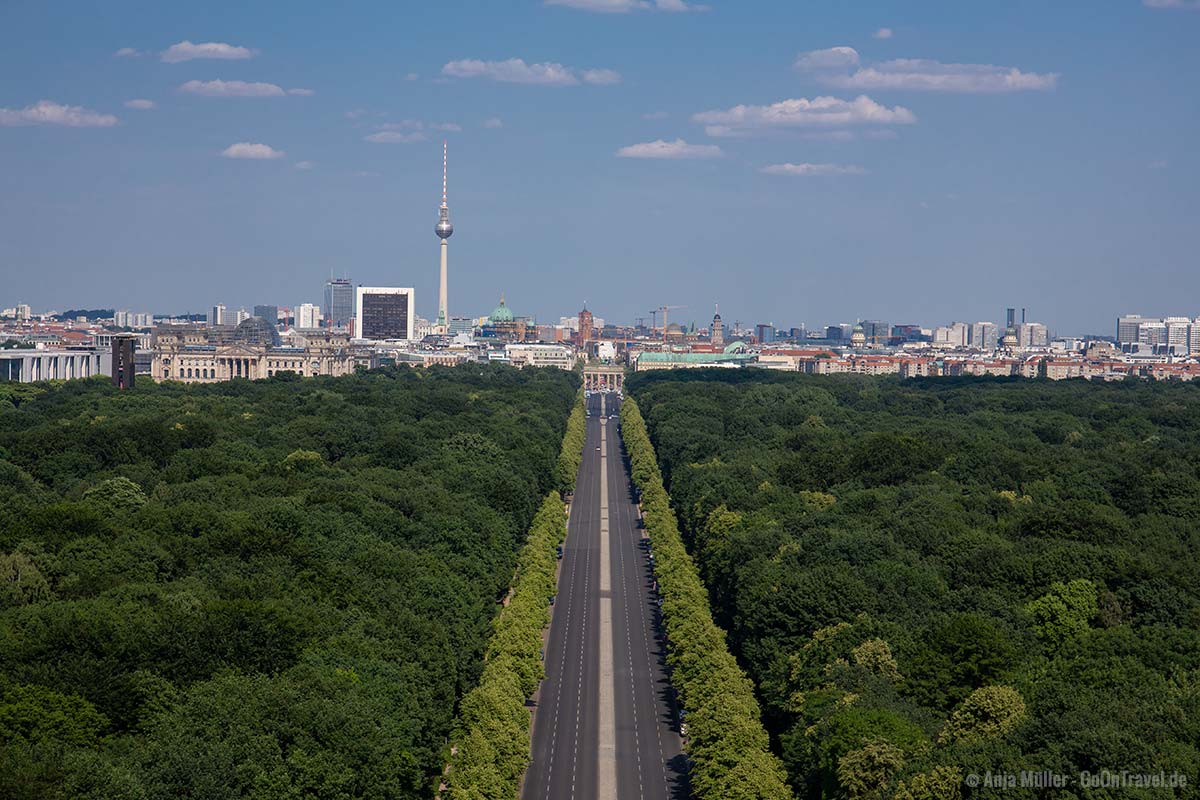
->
443;492;567;799
555;389;586;496
620;398;794;800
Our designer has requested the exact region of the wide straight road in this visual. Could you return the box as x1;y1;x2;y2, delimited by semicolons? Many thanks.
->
522;392;687;800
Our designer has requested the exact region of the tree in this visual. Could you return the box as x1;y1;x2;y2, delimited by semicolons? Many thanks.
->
938;685;1027;745
1025;579;1098;648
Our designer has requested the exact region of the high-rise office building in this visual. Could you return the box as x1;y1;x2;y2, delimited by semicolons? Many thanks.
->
209;304;227;326
1117;315;1147;345
970;322;999;351
1015;322;1049;348
1164;317;1190;354
356;287;415;341
297;303;322;329
254;305;279;327
235;308;250;325
324;279;354;330
861;320;890;347
112;334;136;390
755;323;775;344
934;322;970;347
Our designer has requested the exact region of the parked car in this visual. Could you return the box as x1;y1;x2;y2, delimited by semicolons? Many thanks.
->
549;595;556;606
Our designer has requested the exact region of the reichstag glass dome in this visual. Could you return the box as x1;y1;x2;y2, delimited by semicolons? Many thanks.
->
233;316;282;347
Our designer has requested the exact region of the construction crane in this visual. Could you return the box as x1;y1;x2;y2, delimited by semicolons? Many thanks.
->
658;305;687;339
648;309;658;334
635;316;646;331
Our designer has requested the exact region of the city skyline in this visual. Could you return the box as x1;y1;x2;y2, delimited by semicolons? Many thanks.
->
2;1;1197;333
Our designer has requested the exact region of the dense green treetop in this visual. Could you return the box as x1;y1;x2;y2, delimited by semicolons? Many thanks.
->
629;371;1200;799
0;365;578;799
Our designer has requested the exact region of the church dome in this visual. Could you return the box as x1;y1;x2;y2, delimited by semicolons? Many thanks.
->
850;322;867;347
490;295;514;324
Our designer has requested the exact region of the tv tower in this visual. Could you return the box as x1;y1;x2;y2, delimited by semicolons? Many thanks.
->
435;141;453;331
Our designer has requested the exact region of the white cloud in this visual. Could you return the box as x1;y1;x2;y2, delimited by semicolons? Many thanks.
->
762;162;868;176
483;117;504;128
582;68;622;85
179;79;286;97
443;58;580;86
0;100;118;127
295;161;314;170
794;46;861;71
287;88;314;96
114;47;141;58
1145;0;1200;7
795;46;1058;92
694;95;915;137
221;142;284;159
616;138;722;159
162;40;255;63
442;58;620;87
873;27;894;40
124;99;155;110
364;131;427;144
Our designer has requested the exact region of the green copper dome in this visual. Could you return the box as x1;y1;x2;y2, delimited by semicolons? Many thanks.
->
490;294;514;324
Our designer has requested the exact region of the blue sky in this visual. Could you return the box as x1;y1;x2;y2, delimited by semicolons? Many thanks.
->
1;0;1196;335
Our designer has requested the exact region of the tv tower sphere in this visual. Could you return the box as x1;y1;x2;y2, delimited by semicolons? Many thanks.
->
436;211;453;239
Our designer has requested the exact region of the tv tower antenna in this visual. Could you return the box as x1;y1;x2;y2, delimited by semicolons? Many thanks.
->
435;141;453;329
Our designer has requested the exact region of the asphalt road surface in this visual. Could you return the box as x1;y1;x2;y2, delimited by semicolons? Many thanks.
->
522;392;687;800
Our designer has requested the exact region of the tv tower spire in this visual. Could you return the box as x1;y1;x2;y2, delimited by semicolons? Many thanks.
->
435;141;453;330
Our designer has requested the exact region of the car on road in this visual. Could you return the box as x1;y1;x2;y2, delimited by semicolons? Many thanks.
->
549;595;555;606
595;447;601;451
556;545;563;559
